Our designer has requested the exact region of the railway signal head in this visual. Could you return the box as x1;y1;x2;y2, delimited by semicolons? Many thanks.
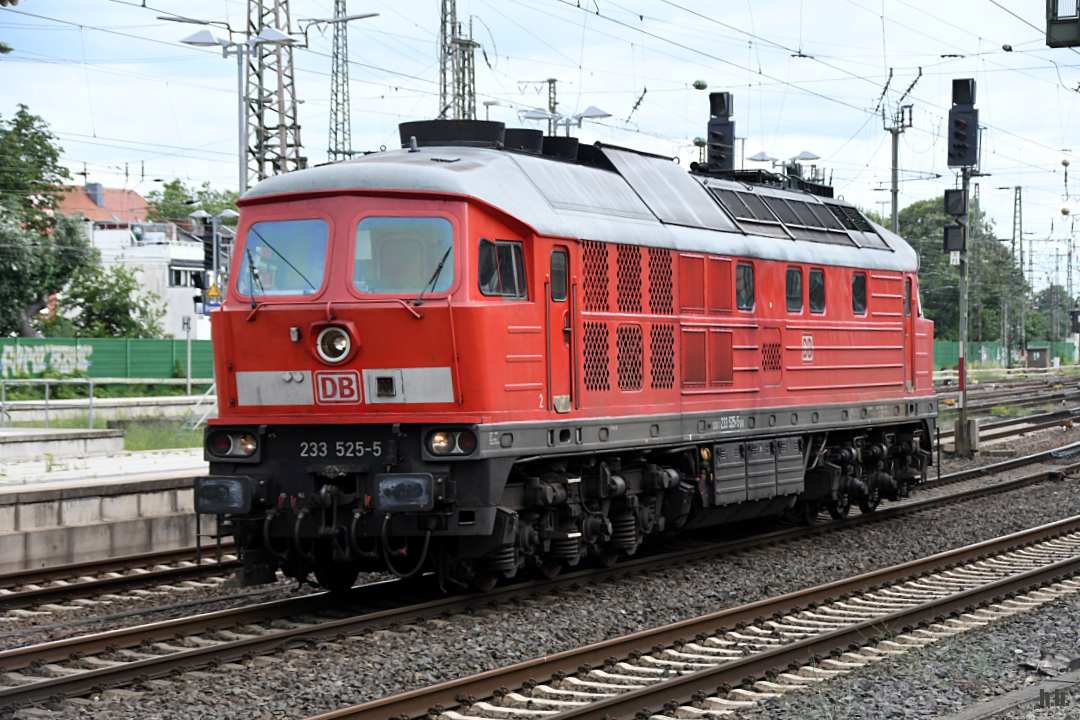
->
943;224;965;253
947;107;979;168
944;188;967;217
706;92;735;173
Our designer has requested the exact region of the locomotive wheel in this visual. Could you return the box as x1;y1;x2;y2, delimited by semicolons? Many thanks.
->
827;493;851;520
313;562;361;593
858;486;882;514
539;560;563;580
470;572;499;593
595;549;620;569
795;500;821;526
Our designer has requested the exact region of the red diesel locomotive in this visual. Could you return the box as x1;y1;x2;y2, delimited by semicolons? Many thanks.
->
196;114;936;591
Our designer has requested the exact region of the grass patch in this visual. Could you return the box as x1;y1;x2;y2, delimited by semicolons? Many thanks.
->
12;415;203;451
122;421;202;452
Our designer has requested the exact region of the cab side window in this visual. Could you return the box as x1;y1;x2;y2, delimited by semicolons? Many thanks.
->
852;272;868;315
736;262;754;310
785;267;803;313
479;239;527;298
809;268;826;313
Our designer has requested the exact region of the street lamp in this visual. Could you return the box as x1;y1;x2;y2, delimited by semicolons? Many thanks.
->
171;12;377;194
555;105;612;136
483;100;509;121
175;23;292;195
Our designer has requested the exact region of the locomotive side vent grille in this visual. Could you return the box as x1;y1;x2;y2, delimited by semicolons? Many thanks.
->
583;321;611;391
582;240;610;312
616;244;643;313
649;323;675;389
616;324;643;391
761;342;783;371
647;248;674;315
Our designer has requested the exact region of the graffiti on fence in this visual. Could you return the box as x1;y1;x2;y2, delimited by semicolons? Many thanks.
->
0;344;94;378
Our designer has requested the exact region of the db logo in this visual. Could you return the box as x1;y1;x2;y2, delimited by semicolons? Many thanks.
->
315;371;362;404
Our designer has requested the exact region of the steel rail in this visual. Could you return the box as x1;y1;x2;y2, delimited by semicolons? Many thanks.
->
938;407;1080;441
309;514;1080;720
0;454;1075;707
0;545;239;612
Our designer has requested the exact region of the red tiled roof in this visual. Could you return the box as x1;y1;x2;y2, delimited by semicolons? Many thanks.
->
58;186;148;223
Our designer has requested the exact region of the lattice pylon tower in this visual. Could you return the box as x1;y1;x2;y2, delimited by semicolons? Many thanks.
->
246;0;305;186
327;0;352;161
438;0;457;119
452;21;478;120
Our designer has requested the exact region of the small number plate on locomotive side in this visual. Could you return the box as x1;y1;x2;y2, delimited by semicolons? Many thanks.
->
298;440;384;459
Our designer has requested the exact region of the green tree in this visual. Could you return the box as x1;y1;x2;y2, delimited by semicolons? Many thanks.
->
51;264;165;338
146;179;238;223
894;197;1026;342
0;105;70;234
0;107;101;336
1032;283;1073;341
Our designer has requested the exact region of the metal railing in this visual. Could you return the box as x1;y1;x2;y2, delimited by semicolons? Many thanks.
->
0;377;215;429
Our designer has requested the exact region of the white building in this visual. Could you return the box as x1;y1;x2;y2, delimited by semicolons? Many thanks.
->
59;184;213;340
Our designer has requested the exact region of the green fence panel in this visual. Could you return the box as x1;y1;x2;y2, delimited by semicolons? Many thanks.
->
934;339;1076;369
0;338;216;379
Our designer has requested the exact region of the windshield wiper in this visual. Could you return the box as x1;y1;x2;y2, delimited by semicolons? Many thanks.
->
245;248;265;310
248;227;317;293
414;245;453;306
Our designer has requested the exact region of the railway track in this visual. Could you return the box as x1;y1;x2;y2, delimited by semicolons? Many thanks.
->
0;451;1076;709
309;515;1080;720
938;407;1080;442
0;545;239;615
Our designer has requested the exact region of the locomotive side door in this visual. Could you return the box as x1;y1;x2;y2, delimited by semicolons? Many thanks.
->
547;247;573;413
904;276;915;391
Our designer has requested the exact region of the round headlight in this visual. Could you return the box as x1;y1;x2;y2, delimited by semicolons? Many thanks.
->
429;431;453;455
316;326;351;364
455;430;477;454
235;433;258;457
207;432;233;457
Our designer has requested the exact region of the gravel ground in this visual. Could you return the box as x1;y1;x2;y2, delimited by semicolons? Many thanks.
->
13;467;1080;719
737;591;1080;720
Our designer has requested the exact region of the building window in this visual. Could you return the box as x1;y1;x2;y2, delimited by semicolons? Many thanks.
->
736;262;754;311
852;272;868;315
479;238;527;298
809;268;826;314
786;267;803;313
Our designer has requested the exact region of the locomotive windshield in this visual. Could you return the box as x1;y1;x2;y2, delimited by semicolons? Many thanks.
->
354;216;454;294
236;219;328;296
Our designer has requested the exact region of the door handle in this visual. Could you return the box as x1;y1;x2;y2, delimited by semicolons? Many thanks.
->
562;312;572;338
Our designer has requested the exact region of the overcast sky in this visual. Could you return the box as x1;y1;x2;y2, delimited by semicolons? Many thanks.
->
2;0;1079;286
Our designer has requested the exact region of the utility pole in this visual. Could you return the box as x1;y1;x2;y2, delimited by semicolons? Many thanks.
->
246;0;305;186
883;103;912;234
958;167;972;449
327;0;352;161
945;77;978;458
881;67;921;234
547;78;558;136
438;0;457;119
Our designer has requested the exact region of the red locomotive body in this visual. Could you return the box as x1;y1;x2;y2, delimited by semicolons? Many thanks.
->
198;121;936;590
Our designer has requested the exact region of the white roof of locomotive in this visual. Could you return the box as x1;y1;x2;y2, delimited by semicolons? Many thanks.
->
243;146;919;273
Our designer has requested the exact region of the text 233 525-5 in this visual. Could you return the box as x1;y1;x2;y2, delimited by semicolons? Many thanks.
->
298;440;383;459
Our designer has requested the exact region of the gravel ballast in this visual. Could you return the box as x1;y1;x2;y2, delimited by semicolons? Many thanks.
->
13;470;1080;720
738;591;1080;720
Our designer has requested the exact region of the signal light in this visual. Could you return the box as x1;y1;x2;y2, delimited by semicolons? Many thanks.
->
944;189;966;217
947;107;979;168
943;224;965;253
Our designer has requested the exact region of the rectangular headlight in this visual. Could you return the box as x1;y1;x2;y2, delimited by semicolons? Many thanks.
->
194;476;253;514
375;473;434;512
